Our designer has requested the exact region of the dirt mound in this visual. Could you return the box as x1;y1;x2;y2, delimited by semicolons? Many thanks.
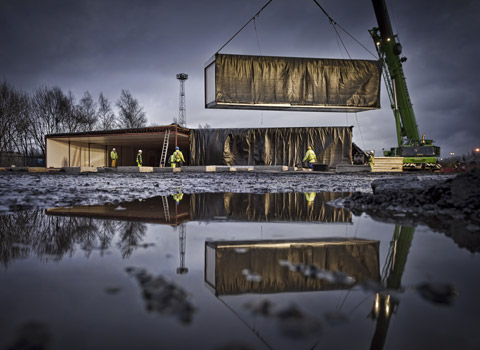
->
343;168;480;252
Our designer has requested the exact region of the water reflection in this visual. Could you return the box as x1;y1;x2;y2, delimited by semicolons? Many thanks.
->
1;193;351;267
0;211;149;266
205;238;380;295
0;192;475;350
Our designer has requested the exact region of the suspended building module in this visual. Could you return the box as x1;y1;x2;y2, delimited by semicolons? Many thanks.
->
205;54;382;112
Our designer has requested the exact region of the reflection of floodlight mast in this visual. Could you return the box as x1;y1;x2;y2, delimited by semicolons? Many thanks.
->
176;223;188;274
176;73;188;127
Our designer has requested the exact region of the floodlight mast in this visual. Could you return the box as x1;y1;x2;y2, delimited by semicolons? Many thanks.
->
176;73;188;127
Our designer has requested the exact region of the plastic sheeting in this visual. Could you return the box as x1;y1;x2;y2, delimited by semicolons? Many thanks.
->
205;54;382;112
205;238;380;295
190;126;352;167
190;192;351;223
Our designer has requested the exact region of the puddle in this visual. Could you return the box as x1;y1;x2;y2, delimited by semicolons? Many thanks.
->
0;193;479;349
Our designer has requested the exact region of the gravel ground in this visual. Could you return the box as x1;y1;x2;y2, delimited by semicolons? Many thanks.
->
0;171;449;213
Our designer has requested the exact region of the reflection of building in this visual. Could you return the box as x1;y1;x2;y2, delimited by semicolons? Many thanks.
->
191;192;352;223
46;192;352;225
205;238;380;296
46;195;190;226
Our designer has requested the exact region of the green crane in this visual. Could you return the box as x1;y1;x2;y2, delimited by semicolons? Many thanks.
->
369;0;441;170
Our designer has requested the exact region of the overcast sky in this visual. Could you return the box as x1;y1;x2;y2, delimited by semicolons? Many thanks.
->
1;0;479;156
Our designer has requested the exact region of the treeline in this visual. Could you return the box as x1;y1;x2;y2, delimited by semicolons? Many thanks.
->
0;80;148;157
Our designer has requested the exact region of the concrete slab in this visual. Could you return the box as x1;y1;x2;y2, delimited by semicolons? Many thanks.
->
116;166;140;173
9;166;28;172
27;167;47;173
256;165;289;172
215;166;231;172
181;166;207;172
153;167;174;173
336;165;371;173
230;166;254;172
80;167;98;173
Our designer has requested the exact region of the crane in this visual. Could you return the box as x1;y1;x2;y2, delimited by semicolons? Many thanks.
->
369;0;441;170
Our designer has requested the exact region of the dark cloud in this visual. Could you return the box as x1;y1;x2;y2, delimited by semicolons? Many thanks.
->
1;0;478;156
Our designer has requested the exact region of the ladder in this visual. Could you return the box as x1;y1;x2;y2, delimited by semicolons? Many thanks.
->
162;195;170;222
159;129;170;167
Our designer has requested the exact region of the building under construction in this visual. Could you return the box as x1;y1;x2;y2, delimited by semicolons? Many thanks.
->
45;125;354;168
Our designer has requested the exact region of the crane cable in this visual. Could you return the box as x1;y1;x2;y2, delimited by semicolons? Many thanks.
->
312;0;378;59
312;0;372;150
216;0;273;54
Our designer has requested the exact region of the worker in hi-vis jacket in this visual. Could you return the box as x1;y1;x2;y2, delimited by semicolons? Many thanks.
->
303;146;317;169
172;147;185;168
110;148;118;167
136;150;143;167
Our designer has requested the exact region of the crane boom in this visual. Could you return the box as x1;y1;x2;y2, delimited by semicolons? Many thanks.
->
369;0;441;170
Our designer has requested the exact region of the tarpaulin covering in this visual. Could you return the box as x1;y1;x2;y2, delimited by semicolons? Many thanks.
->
205;54;382;112
190;192;351;223
190;126;352;167
205;238;380;295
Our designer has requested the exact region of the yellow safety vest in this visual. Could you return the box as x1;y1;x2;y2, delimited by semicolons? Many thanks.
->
303;149;316;163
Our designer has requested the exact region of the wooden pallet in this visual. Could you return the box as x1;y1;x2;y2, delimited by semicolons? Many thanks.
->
372;157;404;172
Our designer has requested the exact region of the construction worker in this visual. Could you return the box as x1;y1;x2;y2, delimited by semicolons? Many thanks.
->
173;146;185;168
169;153;177;168
367;151;375;171
304;192;316;205
110;148;118;167
303;146;317;169
136;150;143;167
172;191;184;205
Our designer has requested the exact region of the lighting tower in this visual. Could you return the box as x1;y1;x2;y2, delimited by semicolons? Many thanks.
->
176;223;188;275
176;73;188;127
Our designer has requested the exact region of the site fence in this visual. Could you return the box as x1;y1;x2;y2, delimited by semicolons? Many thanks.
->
0;153;45;167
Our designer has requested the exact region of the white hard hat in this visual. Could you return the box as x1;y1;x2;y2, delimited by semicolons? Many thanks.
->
112;148;116;151
139;150;142;153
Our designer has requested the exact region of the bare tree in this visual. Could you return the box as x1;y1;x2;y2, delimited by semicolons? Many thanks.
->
29;86;75;155
96;92;117;130
76;91;98;132
0;80;32;157
0;80;18;154
116;89;147;129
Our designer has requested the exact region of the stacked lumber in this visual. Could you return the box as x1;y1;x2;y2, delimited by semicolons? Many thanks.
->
372;157;403;172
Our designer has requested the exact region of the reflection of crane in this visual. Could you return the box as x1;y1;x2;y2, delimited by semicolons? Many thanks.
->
370;224;415;350
176;223;188;275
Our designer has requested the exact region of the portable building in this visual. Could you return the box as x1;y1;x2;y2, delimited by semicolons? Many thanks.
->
190;126;352;167
205;54;382;112
46;125;353;168
45;125;190;168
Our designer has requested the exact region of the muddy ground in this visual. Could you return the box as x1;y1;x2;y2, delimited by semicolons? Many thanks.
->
0;171;449;212
334;168;480;252
1;169;478;251
0;171;367;211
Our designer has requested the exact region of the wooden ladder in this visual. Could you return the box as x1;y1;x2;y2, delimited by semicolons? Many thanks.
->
162;195;170;222
159;129;170;167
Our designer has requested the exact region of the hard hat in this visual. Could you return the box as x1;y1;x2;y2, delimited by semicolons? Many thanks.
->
307;146;312;150
175;146;179;150
139;150;142;153
112;148;116;151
